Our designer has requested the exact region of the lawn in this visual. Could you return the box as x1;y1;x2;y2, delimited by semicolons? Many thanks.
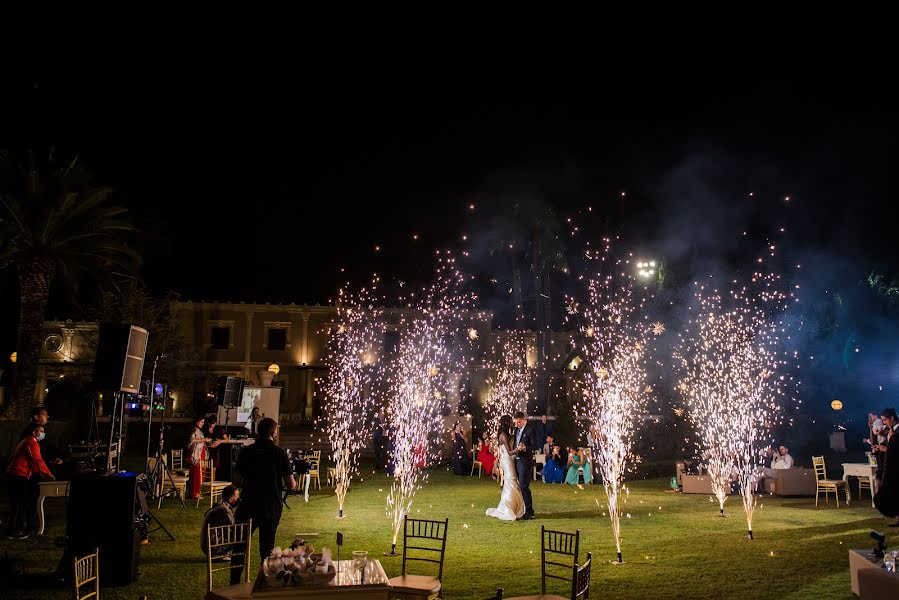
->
1;466;892;599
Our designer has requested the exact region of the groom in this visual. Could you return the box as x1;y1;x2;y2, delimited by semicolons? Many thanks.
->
513;411;539;520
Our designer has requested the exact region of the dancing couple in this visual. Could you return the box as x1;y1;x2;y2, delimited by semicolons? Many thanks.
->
486;411;539;521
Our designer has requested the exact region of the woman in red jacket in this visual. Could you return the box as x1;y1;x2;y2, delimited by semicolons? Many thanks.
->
6;422;54;539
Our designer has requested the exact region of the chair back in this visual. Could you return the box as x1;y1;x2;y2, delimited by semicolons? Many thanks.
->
572;552;592;599
201;458;216;484
206;520;252;591
73;548;99;600
170;449;184;470
541;525;580;595
812;456;828;481
401;516;449;582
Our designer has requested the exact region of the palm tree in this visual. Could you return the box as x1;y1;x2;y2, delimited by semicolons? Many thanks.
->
0;148;139;420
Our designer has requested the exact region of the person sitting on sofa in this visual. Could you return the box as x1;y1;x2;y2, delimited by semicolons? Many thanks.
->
758;445;794;490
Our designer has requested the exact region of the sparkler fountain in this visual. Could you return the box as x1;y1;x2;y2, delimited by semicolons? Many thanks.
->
567;240;654;564
484;332;534;447
676;272;794;539
322;279;383;519
383;255;475;555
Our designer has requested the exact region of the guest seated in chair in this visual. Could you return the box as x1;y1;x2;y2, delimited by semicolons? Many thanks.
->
475;431;496;479
200;485;239;560
565;447;592;485
543;445;565;483
757;445;794;491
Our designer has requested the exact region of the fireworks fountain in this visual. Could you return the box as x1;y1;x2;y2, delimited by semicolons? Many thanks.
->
483;332;534;447
567;239;654;564
676;271;794;539
383;254;475;554
322;278;383;518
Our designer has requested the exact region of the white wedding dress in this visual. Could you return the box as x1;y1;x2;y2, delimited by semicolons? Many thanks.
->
486;444;525;521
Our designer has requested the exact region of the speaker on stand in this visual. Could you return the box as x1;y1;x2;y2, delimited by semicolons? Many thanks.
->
92;324;148;473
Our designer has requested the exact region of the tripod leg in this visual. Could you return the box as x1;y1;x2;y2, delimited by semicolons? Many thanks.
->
147;511;176;541
160;459;186;509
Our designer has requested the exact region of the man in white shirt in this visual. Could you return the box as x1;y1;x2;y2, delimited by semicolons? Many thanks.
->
758;445;794;491
771;446;794;469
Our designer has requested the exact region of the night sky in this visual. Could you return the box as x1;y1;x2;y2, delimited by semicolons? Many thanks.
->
3;33;899;403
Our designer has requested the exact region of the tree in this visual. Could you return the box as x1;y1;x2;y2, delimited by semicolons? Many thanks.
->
0;149;138;419
92;281;191;395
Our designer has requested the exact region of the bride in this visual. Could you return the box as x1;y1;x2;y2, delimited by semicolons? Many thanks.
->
486;415;526;521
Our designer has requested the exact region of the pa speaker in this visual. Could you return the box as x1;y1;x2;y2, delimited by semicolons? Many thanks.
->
92;324;149;393
66;471;141;586
217;376;244;408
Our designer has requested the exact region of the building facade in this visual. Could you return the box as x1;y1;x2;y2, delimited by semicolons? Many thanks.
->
29;302;586;424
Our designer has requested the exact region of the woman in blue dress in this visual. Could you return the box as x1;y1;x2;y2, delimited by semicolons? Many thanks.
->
542;444;565;483
565;448;592;485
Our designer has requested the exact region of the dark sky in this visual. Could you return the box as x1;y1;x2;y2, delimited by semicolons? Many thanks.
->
3;32;898;322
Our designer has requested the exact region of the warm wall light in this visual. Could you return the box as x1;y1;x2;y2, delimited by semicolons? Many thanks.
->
10;351;16;363
831;399;843;411
268;363;281;375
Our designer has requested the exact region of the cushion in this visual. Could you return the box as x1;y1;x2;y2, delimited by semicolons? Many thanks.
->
818;479;845;485
388;574;442;595
504;595;568;600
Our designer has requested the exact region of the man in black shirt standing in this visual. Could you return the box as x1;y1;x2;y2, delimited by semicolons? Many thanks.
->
230;418;296;584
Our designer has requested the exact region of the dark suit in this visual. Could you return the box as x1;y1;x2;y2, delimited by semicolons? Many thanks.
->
874;424;899;518
536;420;554;445
514;421;540;516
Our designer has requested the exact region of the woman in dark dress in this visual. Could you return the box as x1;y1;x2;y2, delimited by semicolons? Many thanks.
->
451;422;471;475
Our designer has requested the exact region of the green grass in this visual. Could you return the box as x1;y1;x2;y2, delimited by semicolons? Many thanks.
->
2;467;892;599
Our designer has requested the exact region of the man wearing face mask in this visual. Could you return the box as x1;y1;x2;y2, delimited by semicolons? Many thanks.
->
20;406;64;468
200;485;240;560
6;423;55;539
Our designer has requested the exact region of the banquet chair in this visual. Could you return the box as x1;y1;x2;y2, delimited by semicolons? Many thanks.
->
206;520;252;592
306;455;321;491
504;526;581;599
859;453;877;499
471;448;483;478
156;454;189;509
169;448;189;478
534;453;546;480
812;455;847;507
197;459;232;509
388;516;448;600
72;547;99;600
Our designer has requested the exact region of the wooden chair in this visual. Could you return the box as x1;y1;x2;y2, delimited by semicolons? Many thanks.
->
812;456;847;507
534;453;546;480
327;467;338;487
471;447;483;478
388;516;448;600
72;547;99;600
197;459;232;509
306;455;321;491
169;448;189;476
155;454;189;509
205;520;252;592
504;527;587;600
